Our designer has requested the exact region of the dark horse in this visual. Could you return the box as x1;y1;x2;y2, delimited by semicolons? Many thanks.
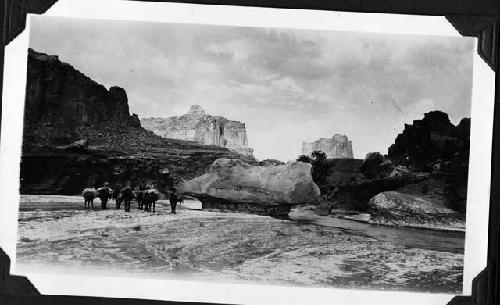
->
136;189;145;210
97;186;112;209
82;188;97;210
120;187;134;212
144;189;159;213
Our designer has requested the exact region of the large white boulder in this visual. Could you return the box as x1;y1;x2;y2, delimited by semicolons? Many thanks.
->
179;158;320;216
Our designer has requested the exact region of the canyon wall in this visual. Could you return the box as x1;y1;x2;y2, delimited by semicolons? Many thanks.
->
25;50;139;127
302;134;354;159
141;105;254;157
24;49;142;150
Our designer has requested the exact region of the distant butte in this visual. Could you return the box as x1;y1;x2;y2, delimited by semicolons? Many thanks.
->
302;134;354;159
142;105;254;157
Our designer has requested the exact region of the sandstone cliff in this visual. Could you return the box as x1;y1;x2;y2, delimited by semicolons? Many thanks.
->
141;105;254;157
24;49;141;150
21;50;253;195
302;134;353;159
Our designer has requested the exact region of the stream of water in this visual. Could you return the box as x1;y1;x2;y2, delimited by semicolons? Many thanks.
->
288;208;465;253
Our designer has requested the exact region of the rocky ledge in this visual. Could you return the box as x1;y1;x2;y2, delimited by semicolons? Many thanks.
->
367;191;465;231
179;159;321;218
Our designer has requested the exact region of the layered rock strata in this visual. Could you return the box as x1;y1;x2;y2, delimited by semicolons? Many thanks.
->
179;158;321;218
302;134;353;159
142;105;254;157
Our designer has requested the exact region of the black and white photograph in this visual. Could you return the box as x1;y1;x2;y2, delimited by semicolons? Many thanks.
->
12;14;476;294
0;2;495;304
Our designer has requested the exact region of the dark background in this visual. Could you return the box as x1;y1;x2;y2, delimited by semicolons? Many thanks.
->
1;1;499;304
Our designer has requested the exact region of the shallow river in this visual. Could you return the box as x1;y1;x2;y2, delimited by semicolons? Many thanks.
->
288;208;465;254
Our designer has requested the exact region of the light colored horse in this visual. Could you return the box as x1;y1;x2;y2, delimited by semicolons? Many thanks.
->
82;188;98;210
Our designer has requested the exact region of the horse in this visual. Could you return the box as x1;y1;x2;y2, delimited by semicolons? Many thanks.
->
136;189;145;210
82;188;97;210
144;189;159;213
120;187;134;212
97;186;112;209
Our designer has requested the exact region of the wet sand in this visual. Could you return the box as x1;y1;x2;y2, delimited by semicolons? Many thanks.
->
16;195;464;293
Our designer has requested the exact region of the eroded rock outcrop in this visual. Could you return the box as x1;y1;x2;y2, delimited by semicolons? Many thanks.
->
386;111;470;212
179;158;320;218
388;111;470;168
302;134;353;159
141;105;254;157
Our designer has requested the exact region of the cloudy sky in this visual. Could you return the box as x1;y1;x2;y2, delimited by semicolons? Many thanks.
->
29;16;474;161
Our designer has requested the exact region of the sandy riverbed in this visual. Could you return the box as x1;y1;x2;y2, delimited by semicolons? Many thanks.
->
16;195;464;293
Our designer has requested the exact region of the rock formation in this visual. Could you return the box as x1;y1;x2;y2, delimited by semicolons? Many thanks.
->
21;50;253;195
141;105;254;157
388;111;470;168
314;111;470;219
385;111;470;213
302;134;353;159
368;191;464;230
369;191;457;215
320;173;430;212
179;158;321;218
24;49;139;138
